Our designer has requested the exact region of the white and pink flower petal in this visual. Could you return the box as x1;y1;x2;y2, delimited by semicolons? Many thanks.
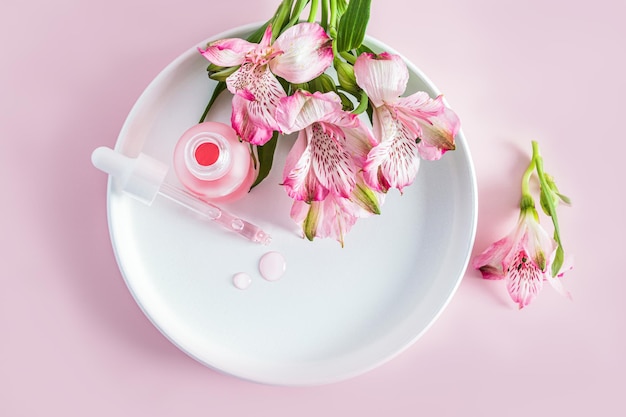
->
341;123;377;167
290;196;360;247
396;95;459;161
227;63;285;142
199;38;256;67
396;91;445;118
472;234;515;280
258;24;274;49
270;23;333;84
282;130;329;202
354;52;409;107
524;213;557;271
230;95;275;145
473;208;569;308
364;107;420;192
275;90;342;134
544;248;573;300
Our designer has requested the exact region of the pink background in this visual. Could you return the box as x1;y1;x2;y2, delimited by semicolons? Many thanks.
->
2;0;624;415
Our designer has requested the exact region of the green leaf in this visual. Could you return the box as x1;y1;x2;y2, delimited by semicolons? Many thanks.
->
533;142;566;277
336;0;349;15
556;192;571;205
247;23;270;43
539;186;554;217
271;0;294;38
352;89;369;115
246;0;292;43
356;43;374;55
199;81;227;123
545;173;572;205
285;0;310;29
336;0;372;52
250;131;279;189
551;244;564;277
337;91;355;111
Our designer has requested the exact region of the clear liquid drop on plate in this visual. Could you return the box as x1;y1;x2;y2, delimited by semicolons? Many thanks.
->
232;272;252;290
259;251;286;282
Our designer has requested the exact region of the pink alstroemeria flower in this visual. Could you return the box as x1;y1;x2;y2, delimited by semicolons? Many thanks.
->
354;52;460;192
289;188;381;246
275;90;382;245
472;209;571;309
199;23;333;145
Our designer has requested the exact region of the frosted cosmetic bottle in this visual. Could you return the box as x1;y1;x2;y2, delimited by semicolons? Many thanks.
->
173;122;256;202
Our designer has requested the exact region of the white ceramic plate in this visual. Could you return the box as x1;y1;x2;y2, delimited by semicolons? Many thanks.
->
107;24;477;385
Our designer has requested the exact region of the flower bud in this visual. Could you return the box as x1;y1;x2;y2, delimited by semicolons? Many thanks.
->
309;74;336;94
334;58;359;95
290;82;310;93
208;65;239;82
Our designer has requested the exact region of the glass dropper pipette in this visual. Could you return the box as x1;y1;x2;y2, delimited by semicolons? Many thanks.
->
91;146;271;245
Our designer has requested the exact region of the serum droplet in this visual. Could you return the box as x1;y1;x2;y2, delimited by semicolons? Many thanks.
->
232;272;252;290
259;251;286;282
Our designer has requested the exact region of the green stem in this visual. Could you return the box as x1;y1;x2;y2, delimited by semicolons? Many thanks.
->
531;140;540;163
519;141;538;213
532;140;566;276
352;90;369;115
521;151;535;199
329;0;338;35
199;81;227;123
533;141;561;241
308;0;319;22
340;50;356;64
331;32;356;64
286;0;308;29
321;0;329;30
272;0;295;36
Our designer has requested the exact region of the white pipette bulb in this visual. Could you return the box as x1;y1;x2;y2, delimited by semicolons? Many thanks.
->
91;146;168;205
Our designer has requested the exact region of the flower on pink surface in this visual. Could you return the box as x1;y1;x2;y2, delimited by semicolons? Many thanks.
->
275;90;383;245
199;23;333;145
473;207;571;309
354;52;460;192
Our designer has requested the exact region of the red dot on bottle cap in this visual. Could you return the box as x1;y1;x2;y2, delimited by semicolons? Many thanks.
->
194;142;220;166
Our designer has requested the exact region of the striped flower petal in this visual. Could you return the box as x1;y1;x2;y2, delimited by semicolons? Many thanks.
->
396;94;459;160
473;209;568;308
227;63;286;144
363;106;420;193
